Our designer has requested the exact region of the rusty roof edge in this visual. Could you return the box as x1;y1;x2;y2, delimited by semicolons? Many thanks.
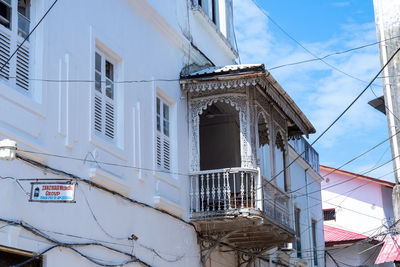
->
180;65;316;136
264;71;316;135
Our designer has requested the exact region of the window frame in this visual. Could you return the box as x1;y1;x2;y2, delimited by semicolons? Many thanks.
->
156;96;171;171
198;0;219;26
294;207;302;259
0;0;31;93
323;208;336;221
312;219;318;266
275;131;287;192
93;48;117;142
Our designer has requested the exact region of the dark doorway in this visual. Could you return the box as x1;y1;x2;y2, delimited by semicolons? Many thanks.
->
199;102;241;170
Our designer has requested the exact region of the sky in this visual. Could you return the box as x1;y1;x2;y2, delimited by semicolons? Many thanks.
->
233;0;395;182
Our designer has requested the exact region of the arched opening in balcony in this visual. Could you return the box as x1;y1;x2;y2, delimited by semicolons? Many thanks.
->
199;101;241;171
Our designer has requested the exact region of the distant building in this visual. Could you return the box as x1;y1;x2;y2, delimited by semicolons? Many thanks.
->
320;166;394;266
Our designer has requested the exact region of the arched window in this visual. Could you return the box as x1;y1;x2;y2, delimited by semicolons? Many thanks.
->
258;115;271;179
275;132;287;191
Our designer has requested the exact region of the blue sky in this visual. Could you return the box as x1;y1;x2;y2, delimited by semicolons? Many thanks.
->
233;0;395;181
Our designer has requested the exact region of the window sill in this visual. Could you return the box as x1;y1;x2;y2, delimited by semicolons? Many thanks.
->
0;80;45;119
191;5;238;59
90;133;127;162
153;196;184;217
89;167;131;196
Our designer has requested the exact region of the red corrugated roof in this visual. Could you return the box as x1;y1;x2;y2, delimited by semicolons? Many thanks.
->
324;225;369;246
320;165;395;188
375;235;400;264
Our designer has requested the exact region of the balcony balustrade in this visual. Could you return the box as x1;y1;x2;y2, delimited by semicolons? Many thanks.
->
189;168;292;232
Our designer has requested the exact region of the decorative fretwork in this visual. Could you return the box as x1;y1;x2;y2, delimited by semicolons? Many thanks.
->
189;94;254;171
182;76;309;135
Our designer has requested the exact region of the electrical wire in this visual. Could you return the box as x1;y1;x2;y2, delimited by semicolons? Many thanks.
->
78;186;186;263
289;128;400;194
269;35;400;71
15;140;399;222
294;152;400;199
249;0;383;88
0;0;59;74
17;149;189;177
262;44;400;190
0;218;151;267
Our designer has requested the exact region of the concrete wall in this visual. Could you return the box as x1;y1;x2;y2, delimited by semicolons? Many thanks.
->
252;147;325;267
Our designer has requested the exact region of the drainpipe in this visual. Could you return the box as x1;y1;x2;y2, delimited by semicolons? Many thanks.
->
305;168;313;266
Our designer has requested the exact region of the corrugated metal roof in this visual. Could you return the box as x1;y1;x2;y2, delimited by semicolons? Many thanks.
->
182;64;265;78
180;64;316;136
375;235;400;264
320;165;395;188
324;225;368;244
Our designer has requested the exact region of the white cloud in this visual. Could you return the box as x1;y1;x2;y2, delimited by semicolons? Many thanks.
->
234;0;393;180
332;2;350;7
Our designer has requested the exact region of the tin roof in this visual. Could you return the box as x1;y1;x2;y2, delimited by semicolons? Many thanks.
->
375;234;400;264
324;225;369;246
320;165;395;188
185;64;265;77
180;64;316;136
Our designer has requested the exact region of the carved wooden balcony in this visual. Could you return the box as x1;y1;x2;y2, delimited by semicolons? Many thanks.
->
189;168;294;249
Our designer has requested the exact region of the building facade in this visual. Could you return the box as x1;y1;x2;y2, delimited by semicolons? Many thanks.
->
320;166;394;267
0;0;324;266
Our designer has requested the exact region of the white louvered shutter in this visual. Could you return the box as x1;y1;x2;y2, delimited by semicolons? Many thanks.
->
163;138;170;170
105;102;114;139
16;42;29;90
94;95;102;133
94;51;115;141
156;97;171;171
0;30;10;80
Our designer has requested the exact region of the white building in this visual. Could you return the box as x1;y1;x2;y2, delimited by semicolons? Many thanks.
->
0;0;324;266
320;166;394;267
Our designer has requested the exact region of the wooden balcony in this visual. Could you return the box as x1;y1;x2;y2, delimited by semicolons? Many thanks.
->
189;168;294;249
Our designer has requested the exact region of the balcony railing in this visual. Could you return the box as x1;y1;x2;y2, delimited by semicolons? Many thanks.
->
262;176;291;229
289;136;319;173
189;168;292;230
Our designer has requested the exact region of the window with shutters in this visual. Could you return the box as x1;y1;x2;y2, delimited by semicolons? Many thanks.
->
0;0;31;91
156;97;171;171
93;50;116;141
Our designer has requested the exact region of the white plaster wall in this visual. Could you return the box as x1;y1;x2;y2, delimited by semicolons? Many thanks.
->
248;147;324;267
320;169;392;236
0;0;237;266
288;154;324;267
